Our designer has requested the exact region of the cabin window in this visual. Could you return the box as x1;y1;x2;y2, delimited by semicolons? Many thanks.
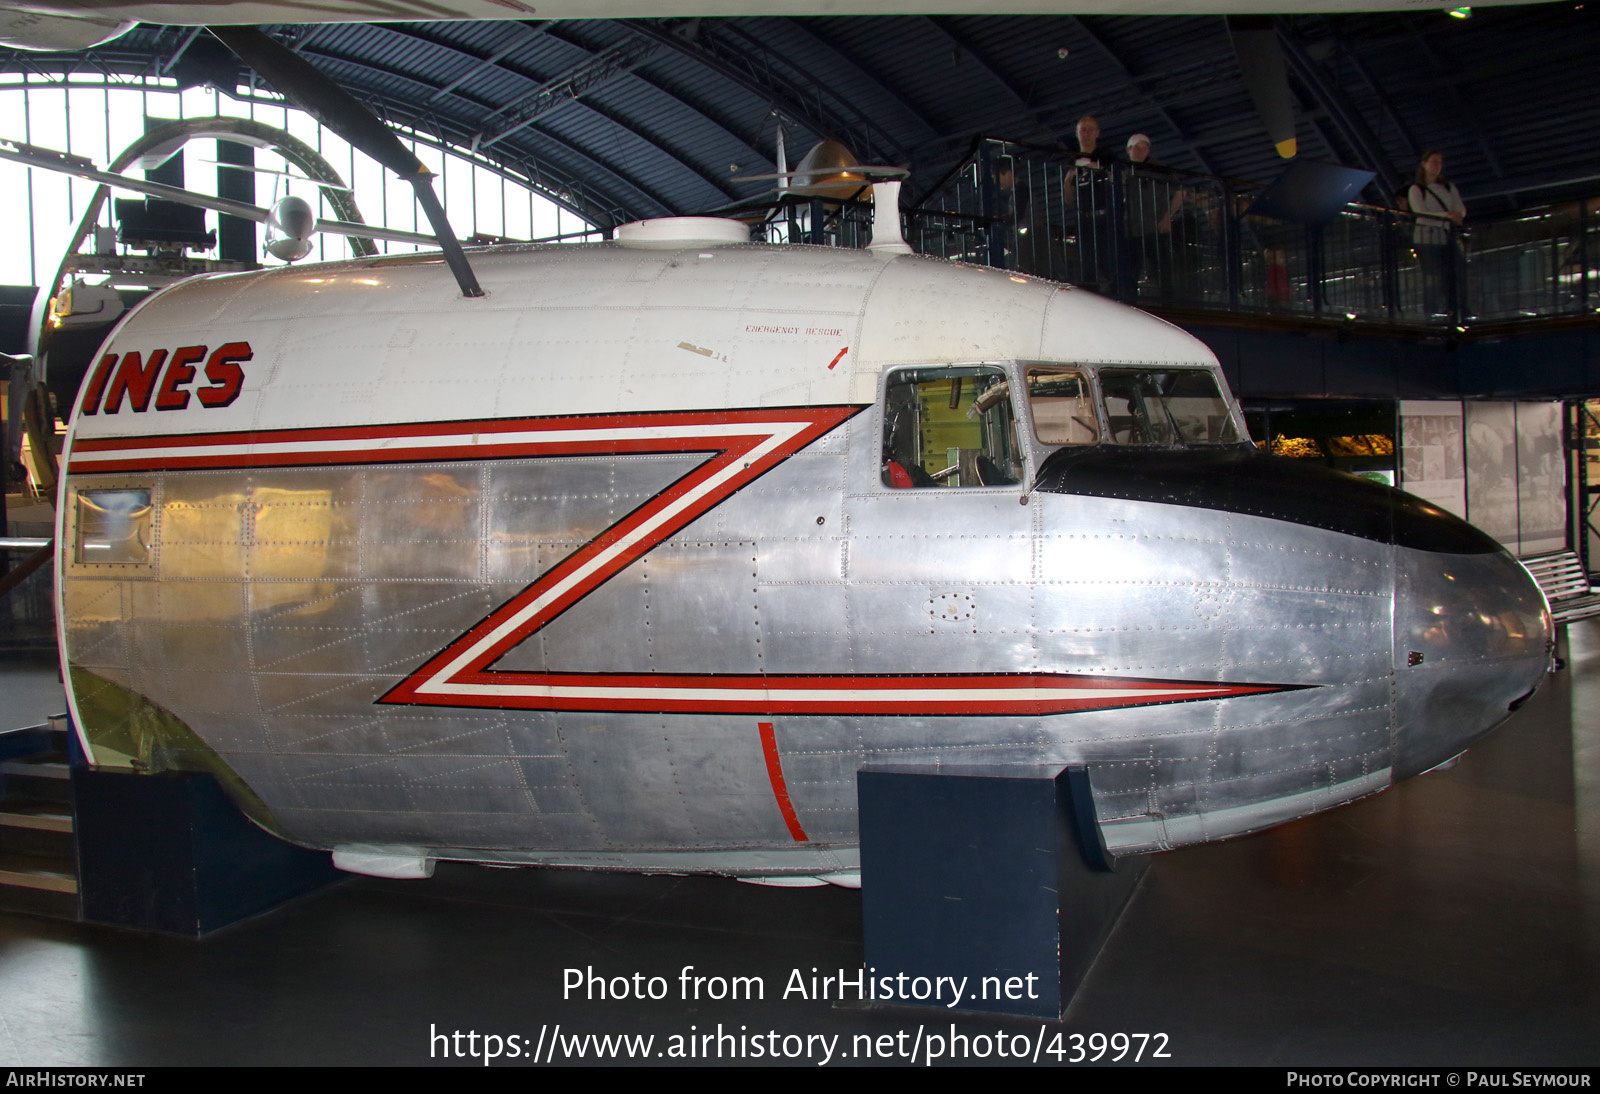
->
1024;367;1100;446
881;366;1022;488
73;488;152;565
1098;368;1241;446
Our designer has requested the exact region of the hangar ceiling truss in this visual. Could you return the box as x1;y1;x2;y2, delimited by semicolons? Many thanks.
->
2;5;1597;227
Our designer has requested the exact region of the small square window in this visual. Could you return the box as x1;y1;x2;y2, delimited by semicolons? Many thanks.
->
74;488;152;565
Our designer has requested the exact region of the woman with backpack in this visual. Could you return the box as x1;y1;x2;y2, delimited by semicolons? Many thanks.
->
1407;150;1466;318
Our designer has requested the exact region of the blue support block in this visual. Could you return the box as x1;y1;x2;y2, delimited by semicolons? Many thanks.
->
0;724;53;764
858;764;1147;1020
75;767;343;936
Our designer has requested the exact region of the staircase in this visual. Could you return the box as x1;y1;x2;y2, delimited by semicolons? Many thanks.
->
0;718;80;919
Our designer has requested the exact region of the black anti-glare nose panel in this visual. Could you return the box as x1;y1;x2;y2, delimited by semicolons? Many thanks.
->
1033;447;1502;555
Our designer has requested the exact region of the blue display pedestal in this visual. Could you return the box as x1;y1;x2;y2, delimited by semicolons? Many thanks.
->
76;767;343;936
858;764;1147;1020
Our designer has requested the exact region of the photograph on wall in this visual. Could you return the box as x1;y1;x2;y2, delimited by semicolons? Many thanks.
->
1400;400;1466;519
1515;401;1566;556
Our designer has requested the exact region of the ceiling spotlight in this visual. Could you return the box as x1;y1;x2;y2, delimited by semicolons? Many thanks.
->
1057;47;1070;59
1448;7;1472;17
729;163;740;172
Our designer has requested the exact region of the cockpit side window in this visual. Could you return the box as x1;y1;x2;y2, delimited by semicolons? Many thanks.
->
1024;367;1100;446
1098;367;1241;446
881;366;1023;488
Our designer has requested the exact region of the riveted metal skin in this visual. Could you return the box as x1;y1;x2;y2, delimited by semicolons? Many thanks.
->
55;239;1552;875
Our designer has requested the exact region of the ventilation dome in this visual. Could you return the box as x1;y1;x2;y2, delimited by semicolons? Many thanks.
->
615;217;750;248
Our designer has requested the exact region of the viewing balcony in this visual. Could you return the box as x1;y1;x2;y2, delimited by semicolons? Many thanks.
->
722;137;1600;338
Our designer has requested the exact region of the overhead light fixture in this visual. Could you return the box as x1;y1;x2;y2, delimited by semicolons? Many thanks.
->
1448;7;1472;17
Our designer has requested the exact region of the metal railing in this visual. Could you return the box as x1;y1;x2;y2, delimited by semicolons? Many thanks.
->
730;138;1600;331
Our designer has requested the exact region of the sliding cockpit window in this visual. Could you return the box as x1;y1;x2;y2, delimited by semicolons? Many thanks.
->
882;366;1023;488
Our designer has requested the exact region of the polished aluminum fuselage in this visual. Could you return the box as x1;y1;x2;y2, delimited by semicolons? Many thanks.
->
56;240;1552;876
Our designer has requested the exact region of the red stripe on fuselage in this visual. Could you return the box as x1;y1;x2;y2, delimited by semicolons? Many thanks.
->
391;672;1288;716
759;723;809;842
67;407;1306;718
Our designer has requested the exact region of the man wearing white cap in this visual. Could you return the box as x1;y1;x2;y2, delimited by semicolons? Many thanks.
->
1124;133;1187;298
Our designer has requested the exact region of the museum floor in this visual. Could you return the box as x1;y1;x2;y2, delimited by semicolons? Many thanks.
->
1;622;1596;1068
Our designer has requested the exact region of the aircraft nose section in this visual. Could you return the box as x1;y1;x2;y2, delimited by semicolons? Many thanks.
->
1391;542;1553;781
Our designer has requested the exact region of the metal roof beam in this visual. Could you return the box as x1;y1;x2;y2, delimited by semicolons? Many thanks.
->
1327;33;1419;162
1407;30;1510;191
920;17;1035;122
1460;166;1600;205
771;17;942;150
292;31;707;216
289;44;666;222
605;70;772;182
367;23;739;209
473;35;662;151
519;23;776;191
1274;19;1401;195
517;88;740;207
426;21;548;104
158;26;203;76
630;18;905;167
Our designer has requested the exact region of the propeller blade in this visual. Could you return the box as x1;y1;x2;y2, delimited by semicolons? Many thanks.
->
0;139;265;222
208;27;422;180
316;219;437;247
1227;15;1298;160
200;158;354;191
731;165;909;184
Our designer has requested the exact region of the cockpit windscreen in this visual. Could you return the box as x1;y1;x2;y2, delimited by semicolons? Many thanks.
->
1098;368;1241;446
